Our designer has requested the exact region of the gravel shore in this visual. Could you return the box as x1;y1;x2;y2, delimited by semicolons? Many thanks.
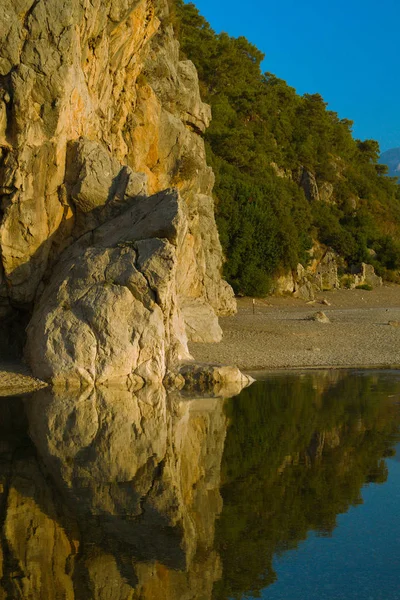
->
190;285;400;371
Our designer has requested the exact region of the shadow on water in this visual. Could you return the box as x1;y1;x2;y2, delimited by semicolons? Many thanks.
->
0;370;399;599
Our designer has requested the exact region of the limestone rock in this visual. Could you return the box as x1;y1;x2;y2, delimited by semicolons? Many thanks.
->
177;193;236;317
65;138;149;236
270;162;288;178
272;271;295;295
299;168;320;202
313;250;340;290
319;181;335;204
180;297;223;343
294;280;315;302
277;246;340;301
0;0;236;366
297;169;334;204
68;138;131;214
361;263;383;288
349;263;383;288
176;60;212;133
311;311;330;323
26;190;192;385
179;363;255;397
341;263;383;289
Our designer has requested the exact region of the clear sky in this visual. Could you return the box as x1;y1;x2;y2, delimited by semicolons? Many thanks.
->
186;0;399;152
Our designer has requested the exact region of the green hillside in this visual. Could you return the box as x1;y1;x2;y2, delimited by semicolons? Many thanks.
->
172;1;400;295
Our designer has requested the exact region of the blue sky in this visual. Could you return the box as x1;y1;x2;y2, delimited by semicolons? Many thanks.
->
186;0;399;152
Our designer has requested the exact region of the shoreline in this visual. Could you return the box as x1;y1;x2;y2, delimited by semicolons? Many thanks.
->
245;365;400;381
247;363;400;373
190;285;400;372
1;285;399;395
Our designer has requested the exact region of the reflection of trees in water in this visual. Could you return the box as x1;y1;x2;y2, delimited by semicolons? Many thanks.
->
213;372;400;600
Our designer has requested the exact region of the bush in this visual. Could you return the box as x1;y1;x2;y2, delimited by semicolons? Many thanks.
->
356;284;373;291
230;264;272;297
173;153;199;181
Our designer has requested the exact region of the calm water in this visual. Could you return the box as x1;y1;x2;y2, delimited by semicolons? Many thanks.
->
0;370;399;599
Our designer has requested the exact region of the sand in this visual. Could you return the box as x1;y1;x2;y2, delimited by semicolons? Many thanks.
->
189;285;400;372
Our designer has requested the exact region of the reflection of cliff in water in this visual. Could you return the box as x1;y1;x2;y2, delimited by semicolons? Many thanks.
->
0;386;228;600
0;372;399;599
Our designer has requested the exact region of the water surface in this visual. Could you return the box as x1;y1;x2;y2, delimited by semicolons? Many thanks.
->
0;370;399;599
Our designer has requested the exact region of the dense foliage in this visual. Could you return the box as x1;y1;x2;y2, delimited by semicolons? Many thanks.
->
213;373;400;599
173;1;400;294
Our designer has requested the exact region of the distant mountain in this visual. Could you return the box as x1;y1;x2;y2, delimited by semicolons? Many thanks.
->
393;442;400;463
380;148;400;180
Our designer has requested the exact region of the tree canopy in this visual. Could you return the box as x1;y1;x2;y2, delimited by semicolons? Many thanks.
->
173;1;400;295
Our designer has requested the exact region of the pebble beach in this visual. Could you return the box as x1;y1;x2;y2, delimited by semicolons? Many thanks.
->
190;285;400;372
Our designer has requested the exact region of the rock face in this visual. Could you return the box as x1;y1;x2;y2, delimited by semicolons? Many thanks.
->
273;242;382;301
299;168;320;203
274;245;341;301
0;0;236;378
349;262;383;288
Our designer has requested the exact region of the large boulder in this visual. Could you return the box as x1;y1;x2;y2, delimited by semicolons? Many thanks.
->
26;190;192;385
